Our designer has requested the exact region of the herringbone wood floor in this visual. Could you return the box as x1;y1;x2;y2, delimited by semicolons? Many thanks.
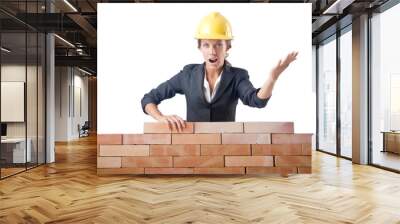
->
1;135;400;224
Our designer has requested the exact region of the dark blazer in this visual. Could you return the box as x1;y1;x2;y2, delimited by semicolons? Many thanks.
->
141;62;270;122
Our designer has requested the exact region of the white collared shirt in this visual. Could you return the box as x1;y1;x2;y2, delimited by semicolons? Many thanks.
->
203;70;223;103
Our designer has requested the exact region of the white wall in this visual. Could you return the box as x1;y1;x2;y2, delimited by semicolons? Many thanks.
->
98;3;313;135
72;72;89;137
55;67;89;141
55;67;68;141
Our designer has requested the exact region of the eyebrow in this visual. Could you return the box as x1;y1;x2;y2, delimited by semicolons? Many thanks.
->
203;41;222;45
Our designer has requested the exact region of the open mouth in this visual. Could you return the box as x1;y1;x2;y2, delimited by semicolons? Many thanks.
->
208;58;218;64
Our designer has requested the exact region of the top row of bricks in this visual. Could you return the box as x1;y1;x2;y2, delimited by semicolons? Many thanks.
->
144;122;294;134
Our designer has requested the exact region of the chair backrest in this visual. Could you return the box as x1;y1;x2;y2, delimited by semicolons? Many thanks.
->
82;121;90;129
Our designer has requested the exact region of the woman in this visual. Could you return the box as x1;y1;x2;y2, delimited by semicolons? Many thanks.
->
141;12;297;132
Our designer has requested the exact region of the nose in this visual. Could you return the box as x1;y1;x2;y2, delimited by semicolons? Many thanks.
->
210;45;217;55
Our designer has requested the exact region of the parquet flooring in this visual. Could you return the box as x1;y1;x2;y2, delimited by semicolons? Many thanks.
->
1;135;399;223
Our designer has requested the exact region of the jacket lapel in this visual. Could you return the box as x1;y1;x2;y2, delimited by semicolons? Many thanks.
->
194;63;209;105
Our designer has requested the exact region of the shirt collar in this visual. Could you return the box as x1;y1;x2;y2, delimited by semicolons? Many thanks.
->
203;69;223;88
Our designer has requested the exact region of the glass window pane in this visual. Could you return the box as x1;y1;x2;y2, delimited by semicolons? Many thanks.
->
1;31;27;178
340;29;352;158
371;4;400;171
0;1;46;179
318;36;337;154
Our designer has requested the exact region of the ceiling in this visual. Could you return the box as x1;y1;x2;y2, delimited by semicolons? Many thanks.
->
0;0;392;76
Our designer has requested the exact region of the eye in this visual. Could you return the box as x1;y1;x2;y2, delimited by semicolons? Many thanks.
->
203;43;209;48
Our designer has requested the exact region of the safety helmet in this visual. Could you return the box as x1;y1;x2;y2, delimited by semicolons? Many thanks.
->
195;12;233;40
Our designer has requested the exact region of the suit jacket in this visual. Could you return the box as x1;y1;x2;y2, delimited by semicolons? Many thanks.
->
141;62;270;122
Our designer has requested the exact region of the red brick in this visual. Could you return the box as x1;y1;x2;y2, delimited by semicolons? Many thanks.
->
97;168;144;175
172;134;221;144
275;156;311;167
173;156;224;167
252;144;303;155
97;157;121;168
150;145;200;156
271;134;312;144
194;167;245;174
123;134;171;144
246;167;298;174
144;122;194;133
201;145;250;156
145;168;194;174
100;145;149;157
225;156;273;167
297;167;312;174
244;122;294;133
222;134;271;144
122;156;172;168
302;143;312;155
97;134;122;145
194;122;243;133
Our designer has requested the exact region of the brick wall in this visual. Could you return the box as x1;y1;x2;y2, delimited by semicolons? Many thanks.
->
97;122;312;175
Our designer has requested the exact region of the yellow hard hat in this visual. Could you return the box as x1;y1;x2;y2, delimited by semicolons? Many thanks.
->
195;12;233;40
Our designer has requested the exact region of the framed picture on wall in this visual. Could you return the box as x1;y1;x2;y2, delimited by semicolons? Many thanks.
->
1;81;25;122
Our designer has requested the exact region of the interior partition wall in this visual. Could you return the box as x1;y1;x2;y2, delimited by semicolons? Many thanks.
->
0;1;46;179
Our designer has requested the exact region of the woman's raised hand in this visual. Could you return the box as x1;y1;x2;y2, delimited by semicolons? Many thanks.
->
270;51;298;81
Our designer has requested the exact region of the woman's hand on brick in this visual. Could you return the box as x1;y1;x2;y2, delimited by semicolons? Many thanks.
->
157;115;186;132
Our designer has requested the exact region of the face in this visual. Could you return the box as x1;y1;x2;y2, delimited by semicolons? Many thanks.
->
199;39;229;70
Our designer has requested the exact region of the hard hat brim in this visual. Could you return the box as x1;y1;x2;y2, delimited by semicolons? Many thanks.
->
194;34;233;40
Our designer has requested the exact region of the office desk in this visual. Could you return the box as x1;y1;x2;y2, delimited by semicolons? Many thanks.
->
382;131;400;154
1;138;31;163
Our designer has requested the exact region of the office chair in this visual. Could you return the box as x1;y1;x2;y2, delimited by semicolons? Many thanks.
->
79;121;90;138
